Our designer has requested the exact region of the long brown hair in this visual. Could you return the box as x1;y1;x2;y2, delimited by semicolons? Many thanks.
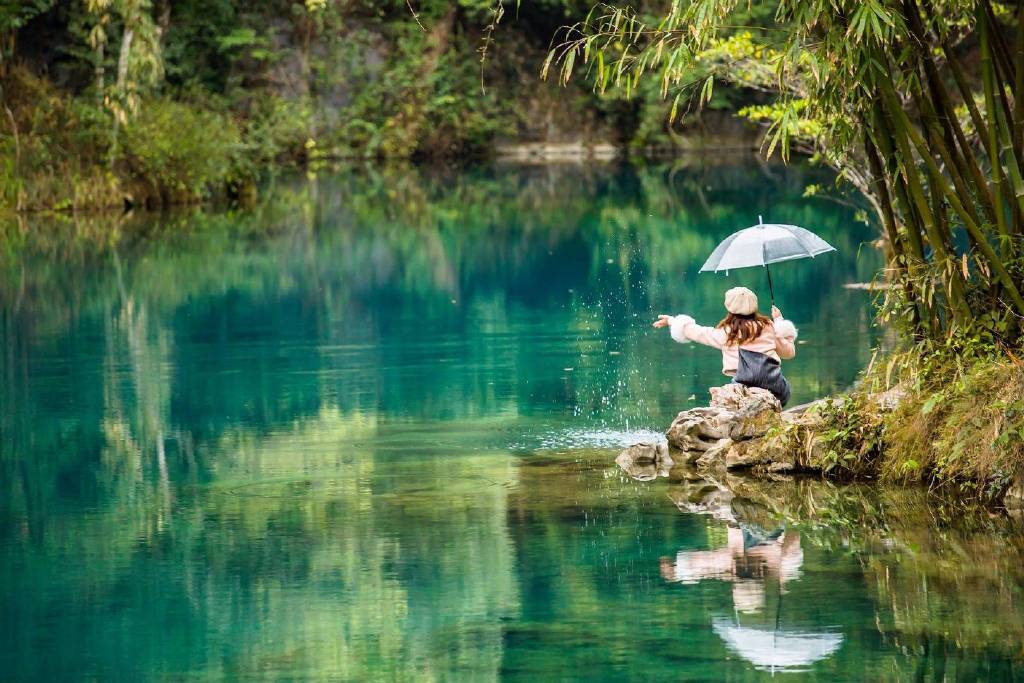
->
717;312;773;345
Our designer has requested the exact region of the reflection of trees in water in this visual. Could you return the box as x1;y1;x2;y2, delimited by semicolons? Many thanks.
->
1;160;880;436
0;161;883;677
2;401;521;679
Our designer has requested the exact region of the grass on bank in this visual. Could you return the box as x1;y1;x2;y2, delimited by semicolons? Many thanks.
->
808;340;1024;502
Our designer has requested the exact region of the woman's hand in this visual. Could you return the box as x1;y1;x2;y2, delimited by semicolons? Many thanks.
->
771;305;782;320
652;315;672;328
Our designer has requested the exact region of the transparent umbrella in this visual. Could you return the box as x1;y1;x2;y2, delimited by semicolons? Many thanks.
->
699;216;837;304
712;618;843;673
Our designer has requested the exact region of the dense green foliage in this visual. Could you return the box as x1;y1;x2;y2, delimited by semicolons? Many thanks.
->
801;341;1024;499
1;0;759;210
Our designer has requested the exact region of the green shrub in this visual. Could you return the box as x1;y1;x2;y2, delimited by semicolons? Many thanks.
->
120;99;244;203
812;394;886;478
241;94;312;166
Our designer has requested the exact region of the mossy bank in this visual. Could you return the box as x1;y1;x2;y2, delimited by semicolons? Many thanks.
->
648;348;1024;508
809;349;1024;505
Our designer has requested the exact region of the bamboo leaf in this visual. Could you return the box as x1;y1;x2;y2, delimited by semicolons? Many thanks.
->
700;74;714;105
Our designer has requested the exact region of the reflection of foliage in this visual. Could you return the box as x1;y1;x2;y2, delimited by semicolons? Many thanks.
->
1;161;881;438
2;404;520;679
0;161;885;677
710;473;1024;671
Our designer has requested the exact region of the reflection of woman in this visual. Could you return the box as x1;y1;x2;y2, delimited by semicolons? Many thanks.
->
653;287;798;406
659;526;803;613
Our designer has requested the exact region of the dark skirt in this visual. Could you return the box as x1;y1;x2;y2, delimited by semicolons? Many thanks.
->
733;348;791;407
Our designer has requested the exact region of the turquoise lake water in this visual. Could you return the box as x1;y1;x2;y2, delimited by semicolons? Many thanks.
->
2;159;1023;680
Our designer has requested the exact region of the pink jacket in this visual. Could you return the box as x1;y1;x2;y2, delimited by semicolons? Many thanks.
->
669;314;798;376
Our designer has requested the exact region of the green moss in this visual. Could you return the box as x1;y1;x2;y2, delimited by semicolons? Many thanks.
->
805;347;1024;502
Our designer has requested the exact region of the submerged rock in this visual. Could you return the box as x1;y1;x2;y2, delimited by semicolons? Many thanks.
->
619;441;669;464
616;441;673;481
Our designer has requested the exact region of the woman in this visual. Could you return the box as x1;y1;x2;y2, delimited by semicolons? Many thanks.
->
652;286;798;406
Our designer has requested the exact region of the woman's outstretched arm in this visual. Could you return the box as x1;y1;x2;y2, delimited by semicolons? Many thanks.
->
653;315;724;349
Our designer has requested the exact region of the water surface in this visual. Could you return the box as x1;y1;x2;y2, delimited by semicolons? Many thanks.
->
2;159;1020;680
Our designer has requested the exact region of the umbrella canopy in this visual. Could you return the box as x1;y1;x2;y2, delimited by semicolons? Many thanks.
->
700;218;836;273
712;618;843;671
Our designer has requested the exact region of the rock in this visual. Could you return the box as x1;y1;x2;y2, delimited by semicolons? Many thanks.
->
616;441;673;481
654;382;847;477
709;384;779;412
784;399;826;416
1004;478;1024;510
695;438;733;470
665;407;735;452
724;395;782;441
724;439;774;469
752;429;797;471
618;441;668;465
615;460;662;481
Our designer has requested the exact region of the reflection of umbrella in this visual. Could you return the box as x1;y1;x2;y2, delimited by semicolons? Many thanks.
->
699;216;837;303
712;618;843;672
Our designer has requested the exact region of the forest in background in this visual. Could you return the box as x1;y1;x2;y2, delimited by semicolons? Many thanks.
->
0;1;770;212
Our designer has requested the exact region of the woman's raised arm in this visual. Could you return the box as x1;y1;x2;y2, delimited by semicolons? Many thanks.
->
653;314;725;349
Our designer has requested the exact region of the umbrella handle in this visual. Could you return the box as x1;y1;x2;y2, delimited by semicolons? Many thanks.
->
766;264;775;307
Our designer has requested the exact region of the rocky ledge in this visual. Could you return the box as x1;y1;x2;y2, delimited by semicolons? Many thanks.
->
620;384;833;477
617;383;1024;512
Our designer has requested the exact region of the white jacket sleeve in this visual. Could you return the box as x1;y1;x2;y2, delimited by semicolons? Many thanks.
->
669;315;725;349
773;319;798;359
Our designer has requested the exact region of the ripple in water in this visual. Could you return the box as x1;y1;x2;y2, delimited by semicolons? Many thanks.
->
509;427;666;451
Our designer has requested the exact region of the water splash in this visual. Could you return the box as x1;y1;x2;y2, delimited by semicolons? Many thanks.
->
509;426;665;452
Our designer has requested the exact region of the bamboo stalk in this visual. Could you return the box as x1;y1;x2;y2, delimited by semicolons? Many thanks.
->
943;39;991;144
874;102;928;266
879;87;972;322
883;77;1024;315
865;129;925;332
984;0;1017;92
915;87;987;229
981;2;1020;161
1015;0;1024;154
990;79;1024;227
905;0;999;226
980;10;1012;240
864;131;904;262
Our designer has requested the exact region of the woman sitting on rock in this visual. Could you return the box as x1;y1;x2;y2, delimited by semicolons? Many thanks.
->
652;286;798;406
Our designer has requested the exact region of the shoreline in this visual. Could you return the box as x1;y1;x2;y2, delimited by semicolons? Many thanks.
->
2;144;775;216
621;356;1024;511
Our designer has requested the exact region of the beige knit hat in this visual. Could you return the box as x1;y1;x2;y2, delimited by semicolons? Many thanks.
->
724;286;758;315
